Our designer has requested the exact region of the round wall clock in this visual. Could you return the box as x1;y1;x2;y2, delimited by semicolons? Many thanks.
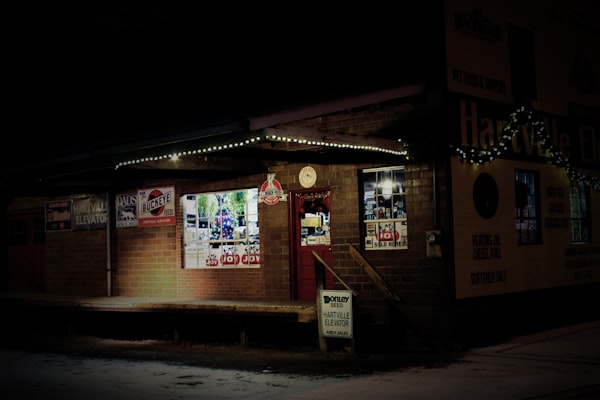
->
299;166;317;188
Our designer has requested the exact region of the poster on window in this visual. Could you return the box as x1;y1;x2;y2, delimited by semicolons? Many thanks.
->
183;243;262;268
45;200;73;232
183;244;210;269
195;244;262;268
138;187;176;227
376;222;398;248
240;243;261;266
185;249;197;268
73;195;108;231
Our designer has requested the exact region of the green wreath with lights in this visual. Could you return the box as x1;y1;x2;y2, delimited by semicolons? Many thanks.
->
451;105;600;191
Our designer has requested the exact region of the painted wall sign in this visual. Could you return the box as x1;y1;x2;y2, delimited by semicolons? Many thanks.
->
565;246;600;282
451;154;600;299
445;2;510;103
451;69;508;95
115;193;138;228
137;187;176;227
454;9;501;42
445;1;599;111
453;97;600;170
319;290;353;339
258;173;287;205
451;94;600;298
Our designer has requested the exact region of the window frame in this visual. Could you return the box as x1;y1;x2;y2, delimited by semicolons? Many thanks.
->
181;187;260;269
360;166;408;250
515;169;542;245
569;181;591;243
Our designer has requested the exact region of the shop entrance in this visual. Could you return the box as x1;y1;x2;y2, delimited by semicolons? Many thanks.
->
290;189;334;300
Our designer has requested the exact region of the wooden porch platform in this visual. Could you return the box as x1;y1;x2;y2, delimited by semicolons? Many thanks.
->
0;292;317;323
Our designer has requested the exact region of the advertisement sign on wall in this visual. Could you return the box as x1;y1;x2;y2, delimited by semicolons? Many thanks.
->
115;193;138;228
450;95;600;299
137;187;176;227
73;195;108;231
45;200;73;232
451;156;600;299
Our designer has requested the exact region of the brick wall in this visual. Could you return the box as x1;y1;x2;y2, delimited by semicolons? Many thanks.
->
46;230;108;296
34;100;454;343
282;102;454;341
112;225;178;297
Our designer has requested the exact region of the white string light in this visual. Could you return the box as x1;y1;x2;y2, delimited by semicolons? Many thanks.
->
451;106;600;191
115;133;409;169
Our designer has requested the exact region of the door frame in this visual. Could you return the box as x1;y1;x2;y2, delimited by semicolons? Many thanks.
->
288;187;333;300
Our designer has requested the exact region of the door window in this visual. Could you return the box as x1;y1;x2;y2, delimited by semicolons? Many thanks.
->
298;192;331;247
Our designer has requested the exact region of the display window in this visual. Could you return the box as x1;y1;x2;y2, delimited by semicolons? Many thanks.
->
182;188;259;268
361;166;407;250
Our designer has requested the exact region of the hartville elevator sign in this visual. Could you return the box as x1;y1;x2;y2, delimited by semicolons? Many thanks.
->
319;290;353;338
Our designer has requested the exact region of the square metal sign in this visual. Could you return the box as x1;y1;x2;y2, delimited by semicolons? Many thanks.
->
319;290;353;338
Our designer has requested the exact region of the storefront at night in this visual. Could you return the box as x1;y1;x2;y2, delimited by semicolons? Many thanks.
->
2;1;599;350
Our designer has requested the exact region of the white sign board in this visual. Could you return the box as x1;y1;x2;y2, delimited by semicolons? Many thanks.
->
319;290;353;338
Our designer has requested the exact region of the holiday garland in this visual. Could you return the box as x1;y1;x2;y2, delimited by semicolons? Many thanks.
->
451;105;600;191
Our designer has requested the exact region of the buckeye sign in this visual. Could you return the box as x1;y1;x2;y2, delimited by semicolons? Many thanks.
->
137;187;176;227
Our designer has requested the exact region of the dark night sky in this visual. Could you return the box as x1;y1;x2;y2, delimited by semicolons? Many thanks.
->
32;2;441;164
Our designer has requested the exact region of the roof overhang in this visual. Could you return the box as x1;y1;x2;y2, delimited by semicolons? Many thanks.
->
3;84;440;197
116;126;408;170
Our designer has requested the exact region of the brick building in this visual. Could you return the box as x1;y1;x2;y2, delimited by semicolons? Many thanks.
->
2;1;599;351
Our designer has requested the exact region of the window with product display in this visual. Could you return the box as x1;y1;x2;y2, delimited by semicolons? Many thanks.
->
298;191;331;247
361;166;407;250
181;188;260;268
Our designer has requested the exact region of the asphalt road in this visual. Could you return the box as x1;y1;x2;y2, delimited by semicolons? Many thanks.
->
1;320;599;399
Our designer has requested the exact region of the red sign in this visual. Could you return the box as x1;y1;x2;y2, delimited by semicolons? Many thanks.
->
377;230;400;242
258;173;287;205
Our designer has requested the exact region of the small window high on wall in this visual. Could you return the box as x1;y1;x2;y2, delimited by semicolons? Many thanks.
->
515;169;541;245
361;166;407;250
570;181;591;243
182;188;259;268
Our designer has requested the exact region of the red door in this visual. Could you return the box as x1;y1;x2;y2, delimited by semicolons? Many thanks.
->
290;189;334;300
6;210;46;292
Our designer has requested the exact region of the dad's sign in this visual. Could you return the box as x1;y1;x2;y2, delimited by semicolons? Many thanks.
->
319;290;353;338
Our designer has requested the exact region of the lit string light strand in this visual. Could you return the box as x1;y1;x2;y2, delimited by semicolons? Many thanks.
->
451;106;600;191
115;133;409;170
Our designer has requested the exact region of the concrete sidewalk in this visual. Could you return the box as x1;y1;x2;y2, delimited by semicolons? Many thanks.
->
468;319;600;365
